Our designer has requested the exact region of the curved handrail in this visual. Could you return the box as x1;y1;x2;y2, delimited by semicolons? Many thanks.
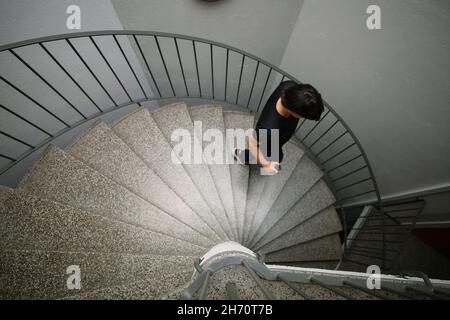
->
0;31;385;266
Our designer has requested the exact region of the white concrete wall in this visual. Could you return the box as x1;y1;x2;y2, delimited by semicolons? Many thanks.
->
280;0;450;199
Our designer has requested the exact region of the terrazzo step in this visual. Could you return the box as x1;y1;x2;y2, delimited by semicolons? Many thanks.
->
261;279;306;300
0;250;194;299
199;264;266;300
64;269;193;300
66;121;220;243
256;206;342;253
264;234;342;263
16;145;213;248
188;105;237;240
247;142;305;246
0;186;13;213
248;155;324;247
222;110;254;243
151;102;236;240
242;166;270;245
111;107;229;240
0;192;205;256
251;180;336;250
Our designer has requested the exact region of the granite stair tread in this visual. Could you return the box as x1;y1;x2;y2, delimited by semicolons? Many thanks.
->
248;154;324;247
264;233;342;263
111;107;229;240
66;121;221;243
256;206;342;253
188;105;237;240
222;110;254;243
151;102;235;239
0;250;194;300
64;269;193;300
0;186;13;214
251;179;336;249
0;192;205;256
247;142;304;246
16;145;213;248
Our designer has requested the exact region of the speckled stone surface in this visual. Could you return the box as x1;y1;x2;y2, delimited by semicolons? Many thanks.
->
261;279;306;300
0;192;205;257
257;206;342;253
201;265;265;300
188;105;238;240
66;121;221;244
249;155;324;246
112;107;229;240
248;142;304;247
296;284;346;300
64;269;193;300
0;186;13;214
253;180;336;248
265;233;342;263
243;166;270;244
222;111;254;243
0;250;194;299
17;145;213;249
152;103;235;240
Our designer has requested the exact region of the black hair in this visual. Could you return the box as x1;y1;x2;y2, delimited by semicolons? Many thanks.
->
281;83;324;121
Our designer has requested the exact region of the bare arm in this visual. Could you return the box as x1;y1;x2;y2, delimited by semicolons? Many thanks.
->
247;134;270;168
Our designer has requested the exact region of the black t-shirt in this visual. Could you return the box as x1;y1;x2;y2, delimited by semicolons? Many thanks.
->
254;80;299;161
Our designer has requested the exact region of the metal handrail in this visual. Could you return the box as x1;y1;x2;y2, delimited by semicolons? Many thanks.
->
0;30;385;265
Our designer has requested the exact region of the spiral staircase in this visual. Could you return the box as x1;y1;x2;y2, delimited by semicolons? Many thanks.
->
1;31;450;300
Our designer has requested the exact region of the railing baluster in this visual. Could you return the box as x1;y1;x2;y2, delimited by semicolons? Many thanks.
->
256;67;272;113
0;75;70;127
307;119;339;149
198;270;211;300
210;43;214;99
10;49;87;119
0;130;34;148
66;39;117;106
113;35;147;99
309;277;352;300
300;110;330;143
39;43;102;113
224;48;229;101
173;38;189;97
339;189;376;202
0;103;52;137
235;54;245;105
322;143;358;166
246;60;260;109
90;36;132;102
154;35;175;97
225;281;240;300
315;130;348;157
331;165;368;183
192;40;202;97
133;35;161;98
326;153;362;174
335;177;373;192
277;274;311;300
0;153;16;162
242;261;276;299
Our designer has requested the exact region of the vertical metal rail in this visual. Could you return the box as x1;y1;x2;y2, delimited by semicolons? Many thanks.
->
113;34;148;99
225;281;240;300
66;39;118;106
242;261;276;300
154;35;176;97
89;36;133;102
132;35;161;97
